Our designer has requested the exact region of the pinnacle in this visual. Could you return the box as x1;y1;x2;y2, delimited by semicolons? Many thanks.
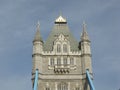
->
81;21;90;41
33;21;43;42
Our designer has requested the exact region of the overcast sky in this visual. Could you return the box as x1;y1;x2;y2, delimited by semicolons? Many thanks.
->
0;0;120;90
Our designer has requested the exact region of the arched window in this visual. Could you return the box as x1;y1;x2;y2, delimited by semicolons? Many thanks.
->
57;44;61;53
63;44;67;53
50;58;54;66
58;82;68;90
57;58;61;65
70;57;74;65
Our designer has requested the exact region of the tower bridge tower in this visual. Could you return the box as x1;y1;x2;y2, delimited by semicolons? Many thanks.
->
32;15;93;90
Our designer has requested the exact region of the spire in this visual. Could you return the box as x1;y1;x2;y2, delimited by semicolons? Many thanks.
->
55;15;67;24
81;21;90;41
33;21;43;42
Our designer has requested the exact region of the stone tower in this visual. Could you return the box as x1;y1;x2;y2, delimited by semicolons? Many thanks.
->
32;15;93;90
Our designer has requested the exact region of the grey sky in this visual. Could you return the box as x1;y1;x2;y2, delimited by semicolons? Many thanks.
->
0;0;120;90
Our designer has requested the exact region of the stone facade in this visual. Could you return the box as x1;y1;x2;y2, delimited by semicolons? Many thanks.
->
32;16;93;90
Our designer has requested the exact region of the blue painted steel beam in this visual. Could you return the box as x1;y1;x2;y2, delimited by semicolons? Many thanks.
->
34;69;39;90
86;70;95;90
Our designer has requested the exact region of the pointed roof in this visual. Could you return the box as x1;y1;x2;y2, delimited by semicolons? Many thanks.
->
33;21;43;42
44;16;79;51
81;21;90;41
55;15;67;24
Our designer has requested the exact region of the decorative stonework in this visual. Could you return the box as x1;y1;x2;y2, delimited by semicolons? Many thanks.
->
55;16;67;23
32;15;93;90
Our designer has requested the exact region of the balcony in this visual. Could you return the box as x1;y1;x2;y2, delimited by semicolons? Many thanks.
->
54;64;70;74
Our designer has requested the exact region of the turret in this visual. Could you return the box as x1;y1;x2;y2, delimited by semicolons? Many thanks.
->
32;21;43;74
80;22;92;74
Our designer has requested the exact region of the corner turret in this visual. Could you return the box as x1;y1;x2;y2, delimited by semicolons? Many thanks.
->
80;21;92;74
32;21;43;74
80;22;91;55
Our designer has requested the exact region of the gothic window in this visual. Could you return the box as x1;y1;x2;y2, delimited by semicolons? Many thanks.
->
57;58;61;65
63;44;67;53
57;83;68;90
63;58;67;65
70;57;74;65
57;44;61;53
50;58;54;66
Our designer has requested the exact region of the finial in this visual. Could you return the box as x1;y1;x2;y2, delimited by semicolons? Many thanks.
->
36;20;40;31
83;20;86;25
55;15;67;24
37;20;40;26
83;21;87;32
83;21;86;27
